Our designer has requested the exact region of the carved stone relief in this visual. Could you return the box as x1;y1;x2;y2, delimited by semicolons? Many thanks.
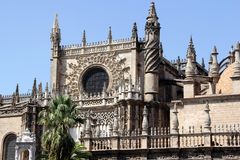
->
64;52;129;98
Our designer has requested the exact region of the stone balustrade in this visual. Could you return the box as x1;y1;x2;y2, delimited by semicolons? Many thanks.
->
79;125;240;152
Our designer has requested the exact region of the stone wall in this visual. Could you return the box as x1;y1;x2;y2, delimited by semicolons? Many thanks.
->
0;116;22;159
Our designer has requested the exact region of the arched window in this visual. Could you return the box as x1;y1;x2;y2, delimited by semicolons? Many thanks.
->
3;134;16;160
83;67;109;93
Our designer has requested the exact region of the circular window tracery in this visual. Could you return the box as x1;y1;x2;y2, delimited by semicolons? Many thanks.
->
82;67;109;93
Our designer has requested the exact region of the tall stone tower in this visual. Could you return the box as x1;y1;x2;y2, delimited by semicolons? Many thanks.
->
144;2;161;102
50;14;61;95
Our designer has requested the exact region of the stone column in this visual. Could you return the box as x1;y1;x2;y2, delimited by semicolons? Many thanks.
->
144;2;161;102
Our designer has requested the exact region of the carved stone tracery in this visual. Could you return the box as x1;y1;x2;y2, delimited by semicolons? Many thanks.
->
65;52;129;97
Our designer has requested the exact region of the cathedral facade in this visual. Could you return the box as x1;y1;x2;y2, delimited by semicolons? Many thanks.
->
1;2;240;160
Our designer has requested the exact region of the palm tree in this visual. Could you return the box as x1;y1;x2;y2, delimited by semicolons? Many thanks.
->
38;95;88;160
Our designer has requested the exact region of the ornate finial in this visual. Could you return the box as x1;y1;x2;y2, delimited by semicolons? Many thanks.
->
209;46;219;77
43;82;49;106
108;26;112;43
15;83;20;103
31;78;37;99
202;58;205;69
212;45;218;54
204;101;211;132
53;14;59;29
142;105;148;135
131;22;138;39
82;30;86;46
186;36;196;62
172;103;179;134
147;2;158;22
185;38;196;77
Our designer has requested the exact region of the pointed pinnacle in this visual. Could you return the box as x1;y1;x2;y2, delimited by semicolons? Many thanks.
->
148;2;158;19
212;46;218;54
16;83;19;94
108;26;112;41
202;58;205;68
189;36;193;45
45;82;49;92
235;41;240;51
53;14;59;29
132;22;138;38
82;30;86;45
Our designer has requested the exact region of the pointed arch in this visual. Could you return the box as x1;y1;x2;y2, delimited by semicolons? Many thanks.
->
2;133;17;160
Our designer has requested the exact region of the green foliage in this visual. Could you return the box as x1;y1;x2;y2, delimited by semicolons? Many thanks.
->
38;95;90;160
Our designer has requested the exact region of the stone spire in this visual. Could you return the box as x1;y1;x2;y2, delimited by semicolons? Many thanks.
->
209;46;219;78
43;82;49;106
31;78;37;99
208;54;213;73
15;83;20;103
144;2;161;102
201;58;205;69
186;36;196;62
108;26;112;44
51;14;61;58
232;42;240;77
131;22;138;40
37;82;42;99
82;30;86;47
147;2;158;23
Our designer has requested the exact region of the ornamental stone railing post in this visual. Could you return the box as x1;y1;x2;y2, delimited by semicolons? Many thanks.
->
170;101;180;148
203;101;212;147
141;105;148;149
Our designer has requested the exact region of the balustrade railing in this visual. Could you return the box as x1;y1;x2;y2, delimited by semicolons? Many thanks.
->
80;125;240;151
180;133;204;148
91;137;113;151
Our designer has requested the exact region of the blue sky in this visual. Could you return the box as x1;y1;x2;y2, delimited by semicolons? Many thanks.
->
0;0;240;95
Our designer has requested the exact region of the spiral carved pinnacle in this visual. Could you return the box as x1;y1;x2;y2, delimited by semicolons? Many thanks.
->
144;30;161;73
